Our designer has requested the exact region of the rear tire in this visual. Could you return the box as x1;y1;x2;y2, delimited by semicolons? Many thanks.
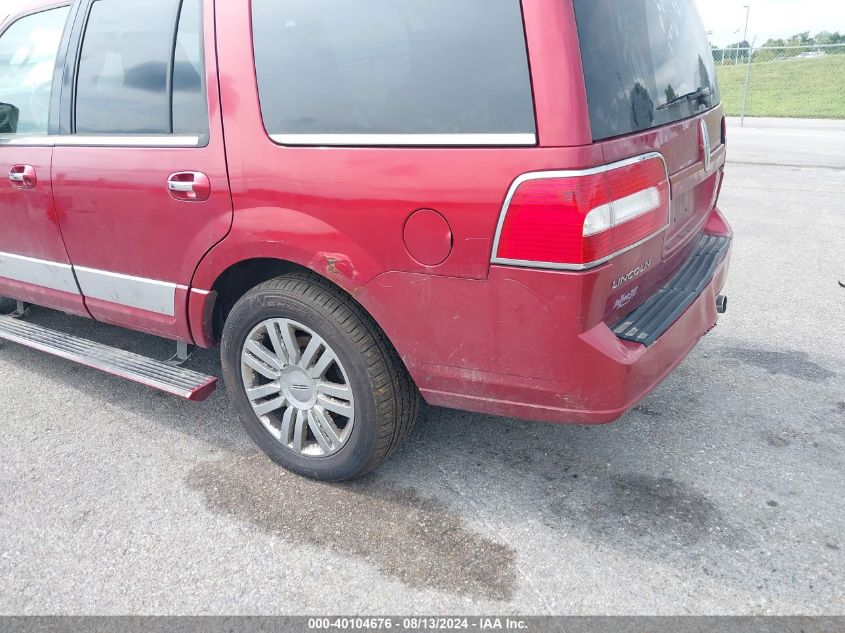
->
220;272;419;481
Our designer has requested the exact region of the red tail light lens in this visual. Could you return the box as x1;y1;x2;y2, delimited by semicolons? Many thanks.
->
493;154;670;269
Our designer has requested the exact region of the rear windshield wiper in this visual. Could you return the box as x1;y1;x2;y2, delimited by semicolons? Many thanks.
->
657;86;712;111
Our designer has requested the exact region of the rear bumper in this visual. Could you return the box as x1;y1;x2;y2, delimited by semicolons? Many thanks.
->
612;234;731;346
358;209;732;425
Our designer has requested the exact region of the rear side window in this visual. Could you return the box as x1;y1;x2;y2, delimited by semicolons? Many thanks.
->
252;0;536;143
574;0;720;141
75;0;206;135
172;0;207;135
0;7;69;135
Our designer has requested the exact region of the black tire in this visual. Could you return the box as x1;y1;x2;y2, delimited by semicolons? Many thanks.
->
220;272;419;481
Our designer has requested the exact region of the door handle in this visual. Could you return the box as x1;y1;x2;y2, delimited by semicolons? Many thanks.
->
9;165;37;189
167;171;210;202
168;181;196;193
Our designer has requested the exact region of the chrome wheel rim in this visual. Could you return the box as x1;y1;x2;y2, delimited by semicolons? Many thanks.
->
240;318;354;457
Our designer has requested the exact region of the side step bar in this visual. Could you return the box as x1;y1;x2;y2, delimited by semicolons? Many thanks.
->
0;315;217;401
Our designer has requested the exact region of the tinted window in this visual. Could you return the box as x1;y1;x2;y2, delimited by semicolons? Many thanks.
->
574;0;720;141
0;7;69;135
75;0;206;135
172;0;206;135
252;0;535;139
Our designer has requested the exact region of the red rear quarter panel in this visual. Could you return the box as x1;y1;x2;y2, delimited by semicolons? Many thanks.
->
193;0;595;296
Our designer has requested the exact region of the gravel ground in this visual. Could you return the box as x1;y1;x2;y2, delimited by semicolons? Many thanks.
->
0;120;843;615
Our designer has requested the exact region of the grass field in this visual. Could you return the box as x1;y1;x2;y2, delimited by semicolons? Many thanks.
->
716;55;845;118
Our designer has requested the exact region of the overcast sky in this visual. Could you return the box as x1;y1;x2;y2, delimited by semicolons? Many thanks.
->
695;0;845;46
4;0;844;49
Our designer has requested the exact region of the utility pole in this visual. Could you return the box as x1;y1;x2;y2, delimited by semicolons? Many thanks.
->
734;5;751;64
740;36;757;127
739;6;754;126
742;5;751;62
742;5;751;44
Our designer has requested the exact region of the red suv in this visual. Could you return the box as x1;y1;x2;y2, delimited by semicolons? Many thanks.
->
0;0;731;480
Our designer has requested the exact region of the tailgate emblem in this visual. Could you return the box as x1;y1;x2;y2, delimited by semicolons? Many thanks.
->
612;260;652;290
700;120;712;172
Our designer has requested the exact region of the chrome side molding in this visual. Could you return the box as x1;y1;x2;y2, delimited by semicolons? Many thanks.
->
0;250;187;316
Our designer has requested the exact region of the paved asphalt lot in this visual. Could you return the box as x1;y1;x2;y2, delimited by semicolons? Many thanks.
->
1;119;843;616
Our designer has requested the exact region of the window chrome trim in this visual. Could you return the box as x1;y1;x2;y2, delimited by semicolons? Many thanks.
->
270;133;537;148
0;134;203;147
0;251;80;295
490;152;670;272
56;135;203;147
74;267;179;316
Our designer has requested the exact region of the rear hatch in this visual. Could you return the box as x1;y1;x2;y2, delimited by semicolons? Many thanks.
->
572;0;727;322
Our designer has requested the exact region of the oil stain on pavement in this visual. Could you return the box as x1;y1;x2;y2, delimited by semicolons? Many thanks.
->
187;453;517;601
723;347;835;382
544;472;740;549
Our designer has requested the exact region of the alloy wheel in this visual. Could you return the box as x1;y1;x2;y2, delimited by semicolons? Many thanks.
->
240;318;354;457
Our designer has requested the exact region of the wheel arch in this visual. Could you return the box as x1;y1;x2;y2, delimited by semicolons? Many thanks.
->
188;205;389;345
189;254;397;361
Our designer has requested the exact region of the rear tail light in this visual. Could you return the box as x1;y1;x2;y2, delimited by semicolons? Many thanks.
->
492;154;670;269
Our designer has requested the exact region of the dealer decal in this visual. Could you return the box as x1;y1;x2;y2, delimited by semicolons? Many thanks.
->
613;287;639;311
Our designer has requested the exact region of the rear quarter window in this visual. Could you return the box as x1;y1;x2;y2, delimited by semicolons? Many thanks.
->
251;0;536;144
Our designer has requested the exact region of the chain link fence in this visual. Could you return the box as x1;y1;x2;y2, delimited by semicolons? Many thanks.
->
712;44;845;122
